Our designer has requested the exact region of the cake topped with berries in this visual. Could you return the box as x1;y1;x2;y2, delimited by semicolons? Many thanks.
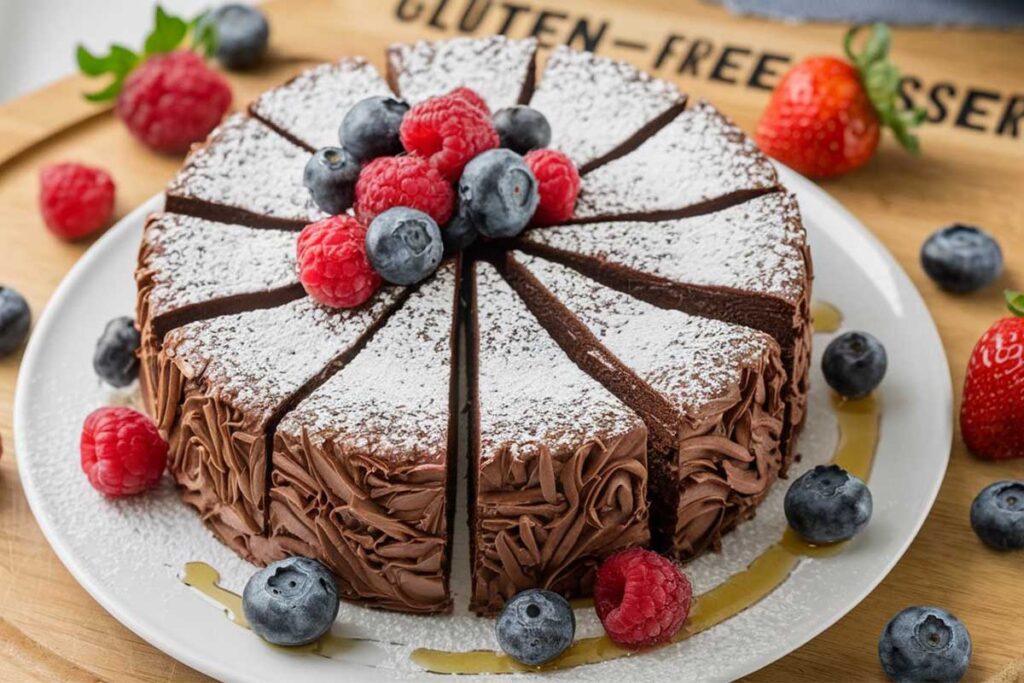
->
137;34;811;615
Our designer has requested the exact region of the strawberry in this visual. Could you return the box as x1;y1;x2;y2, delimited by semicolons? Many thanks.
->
755;23;924;179
961;291;1024;461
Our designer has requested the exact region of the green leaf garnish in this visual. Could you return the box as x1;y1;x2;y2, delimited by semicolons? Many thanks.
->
190;11;219;57
143;5;189;57
76;44;140;102
1006;290;1024;317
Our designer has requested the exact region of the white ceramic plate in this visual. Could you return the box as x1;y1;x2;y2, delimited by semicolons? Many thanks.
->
15;165;952;682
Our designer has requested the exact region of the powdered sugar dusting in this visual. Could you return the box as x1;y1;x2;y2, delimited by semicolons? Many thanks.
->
573;100;778;219
475;262;641;456
166;114;326;224
527;192;807;304
250;58;395;150
279;264;455;460
164;290;402;418
530;45;684;168
515;253;774;412
388;36;537;111
142;213;298;318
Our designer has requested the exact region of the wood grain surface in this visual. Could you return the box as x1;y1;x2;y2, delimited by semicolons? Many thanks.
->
0;0;1021;680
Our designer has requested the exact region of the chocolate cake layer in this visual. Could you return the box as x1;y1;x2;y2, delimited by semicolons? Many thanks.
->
570;100;779;222
166;114;326;230
519;192;812;461
529;45;687;173
505;253;786;559
470;262;649;615
250;58;394;151
268;263;459;613
157;290;405;563
135;213;303;415
387;36;537;111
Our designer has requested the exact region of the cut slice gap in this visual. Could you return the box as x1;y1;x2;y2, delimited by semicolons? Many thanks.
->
163;197;311;232
577;99;687;175
563;186;776;225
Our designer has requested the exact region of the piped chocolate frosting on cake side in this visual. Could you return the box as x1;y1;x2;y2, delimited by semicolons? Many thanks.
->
387;36;538;112
268;263;460;614
470;262;650;615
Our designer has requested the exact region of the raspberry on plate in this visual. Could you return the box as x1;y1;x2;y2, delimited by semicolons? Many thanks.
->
525;149;580;226
297;215;382;309
39;163;116;240
80;406;168;497
355;155;454;226
400;91;499;181
594;547;692;650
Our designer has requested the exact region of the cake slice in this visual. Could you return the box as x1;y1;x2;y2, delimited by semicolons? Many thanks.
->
268;263;459;613
570;100;778;221
528;45;686;173
250;58;395;151
387;36;537;112
166;114;326;230
504;252;786;559
519;192;812;457
157;289;405;563
135;213;303;416
470;262;649;614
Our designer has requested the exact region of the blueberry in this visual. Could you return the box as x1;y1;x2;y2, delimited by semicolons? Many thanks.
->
242;556;339;647
202;4;270;70
879;606;971;682
970;480;1024;550
821;331;887;399
365;207;443;285
442;209;479;256
0;287;30;357
921;224;1003;293
458;149;539;239
784;464;872;544
303;147;360;215
495;589;575;666
493;106;552;155
340;96;409;161
93;316;140;388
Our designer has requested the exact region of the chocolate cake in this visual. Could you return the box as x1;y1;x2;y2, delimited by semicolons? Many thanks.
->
137;36;812;616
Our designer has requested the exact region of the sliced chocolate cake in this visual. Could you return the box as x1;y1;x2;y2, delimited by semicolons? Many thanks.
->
570;100;778;222
528;45;687;173
504;252;786;559
165;114;327;230
157;290;405;564
386;36;537;111
470;262;649;614
268;263;459;613
519;192;812;458
249;58;394;151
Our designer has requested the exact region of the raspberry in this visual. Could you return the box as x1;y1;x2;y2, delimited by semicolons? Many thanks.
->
355;156;454;225
450;86;490;115
297;216;381;308
39;163;116;240
116;51;231;153
525;149;580;226
400;92;499;181
594;548;692;650
80;407;168;497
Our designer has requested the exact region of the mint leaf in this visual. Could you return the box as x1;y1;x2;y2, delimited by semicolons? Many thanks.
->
190;11;218;57
144;5;189;56
77;43;139;102
84;77;127;103
1006;290;1024;317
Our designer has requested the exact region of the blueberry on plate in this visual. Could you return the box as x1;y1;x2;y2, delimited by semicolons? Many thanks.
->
970;480;1024;550
495;589;575;666
340;96;409;161
493;105;552;155
921;224;1003;293
784;464;872;544
458;149;539;239
93;316;140;388
365;207;443;285
200;4;270;70
821;331;887;399
442;209;479;256
303;147;360;215
0;286;30;357
879;606;971;682
242;556;339;647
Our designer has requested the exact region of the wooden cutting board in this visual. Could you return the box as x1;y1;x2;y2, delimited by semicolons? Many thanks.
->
0;0;1021;680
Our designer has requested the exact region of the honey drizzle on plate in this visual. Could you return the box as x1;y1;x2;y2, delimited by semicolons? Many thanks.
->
183;302;879;675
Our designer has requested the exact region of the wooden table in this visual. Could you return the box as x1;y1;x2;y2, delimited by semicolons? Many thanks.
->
0;0;1021;680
